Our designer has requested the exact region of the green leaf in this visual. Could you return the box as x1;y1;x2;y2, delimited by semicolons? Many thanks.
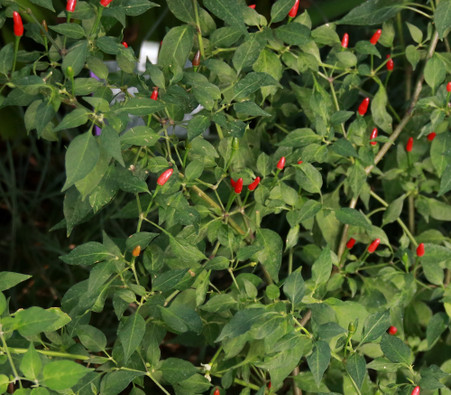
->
210;26;244;48
424;55;446;90
185;160;204;181
438;164;451;196
271;0;295;23
346;353;366;390
121;0;158;16
426;313;449;348
380;333;412;364
43;360;90;391
311;247;332;286
216;308;266;341
77;325;107;352
160;358;197;385
14;307;71;337
49;23;85;39
278;128;322;147
330;138;358;158
63;132;99;191
166;0;195;24
0;43;14;75
286;200;322;227
234;101;270;117
406;45;420;70
382;195;405;226
100;126;125;166
54;108;89;132
100;371;145;395
120;125;160;146
335;208;371;230
232;72;276;100
159;303;202;334
203;0;245;29
338;0;404;26
283;270;305;306
434;0;451;39
275;23;311;46
0;375;7;395
253;229;283;282
35;101;56;135
169;236;207;264
20;343;42;381
296;163;323;194
64;187;93;236
159;25;195;68
405;22;423;44
0;272;31;291
201;294;237;313
306;340;331;387
360;310;390;344
60;242;115;265
232;34;266;74
118;313;146;363
63;40;88;77
188;115;210;140
30;0;55;11
152;269;188;292
96;36;122;55
371;85;392;133
431;132;451;177
116;97;165;116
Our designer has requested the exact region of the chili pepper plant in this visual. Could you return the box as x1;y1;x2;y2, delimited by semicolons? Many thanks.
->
0;0;451;394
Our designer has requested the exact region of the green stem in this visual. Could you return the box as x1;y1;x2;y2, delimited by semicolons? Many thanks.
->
90;6;104;38
192;0;205;58
0;326;22;388
12;36;20;73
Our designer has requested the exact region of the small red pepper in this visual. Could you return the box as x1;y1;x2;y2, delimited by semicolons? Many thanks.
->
388;326;397;335
297;160;303;164
213;389;220;395
13;11;24;37
370;29;382;45
66;0;76;12
150;88;158;100
447;82;451;92
411;386;420;395
234;178;243;194
370;128;378;146
268;381;272;389
132;245;141;257
288;0;300;18
427;132;436;141
122;41;128;48
341;33;349;48
100;0;113;6
192;50;201;71
157;168;173;186
416;243;425;257
386;54;394;71
368;238;380;253
346;238;356;249
358;97;370;116
276;156;286;170
406;137;413;152
248;177;260;191
248;4;256;9
230;178;236;188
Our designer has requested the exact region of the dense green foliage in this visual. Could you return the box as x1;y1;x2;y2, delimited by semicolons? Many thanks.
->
0;0;451;394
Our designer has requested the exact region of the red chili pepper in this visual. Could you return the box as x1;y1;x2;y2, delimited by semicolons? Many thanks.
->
157;168;173;186
122;41;128;48
276;156;286;170
66;0;77;12
406;137;413;152
192;50;201;68
230;178;236;188
341;33;349;48
234;178;243;194
447;82;451;92
368;238;380;253
13;11;24;37
213;389;220;395
388;326;397;335
346;238;356;249
132;245;141;257
268;381;272;389
411;386;420;395
386;54;394;71
358;97;370;116
248;4;256;9
150;88;158;100
100;0;113;6
416;243;425;257
288;0;300;18
297;160;303;164
370;29;382;45
370;128;378;146
248;177;260;191
427;132;436;141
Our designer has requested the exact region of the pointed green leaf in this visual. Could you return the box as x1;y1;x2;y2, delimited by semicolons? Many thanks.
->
361;310;390;344
380;334;412;364
118;313;146;363
20;343;42;381
43;360;90;390
306;340;331;387
346;353;366;390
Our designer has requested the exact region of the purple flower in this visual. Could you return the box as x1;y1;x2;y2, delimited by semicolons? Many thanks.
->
90;71;100;81
94;125;102;136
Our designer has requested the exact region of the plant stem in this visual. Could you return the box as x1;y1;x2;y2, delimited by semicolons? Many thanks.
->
0;326;22;387
192;0;205;58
